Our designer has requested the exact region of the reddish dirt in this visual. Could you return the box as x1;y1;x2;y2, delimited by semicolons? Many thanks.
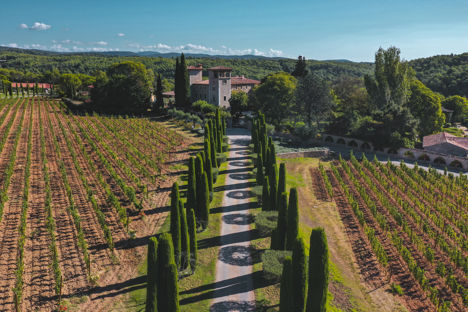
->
0;100;30;311
310;167;331;202
22;100;56;312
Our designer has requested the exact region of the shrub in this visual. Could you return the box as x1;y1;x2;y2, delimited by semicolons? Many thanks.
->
212;167;219;183
390;282;404;296
216;152;227;164
262;249;292;282
255;211;278;237
222;143;229;152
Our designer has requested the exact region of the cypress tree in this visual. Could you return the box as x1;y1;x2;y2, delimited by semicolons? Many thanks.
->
187;208;197;273
145;236;158;312
279;256;292;312
199;172;210;229
286;188;299;250
256;154;264;185
180;53;191;109
270;228;278;250
174;58;181;108
306;228;329;312
187;157;197;211
262;176;270;211
195;154;204;220
157;233;180;312
155;74;164;113
269;164;278;211
170;183;181;268
276;192;288;250
216;109;222;152
209;122;217;168
292;238;308;312
179;201;190;270
204;138;211;170
277;163;286;205
206;157;213;194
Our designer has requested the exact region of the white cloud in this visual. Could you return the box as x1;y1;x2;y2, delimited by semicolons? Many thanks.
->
117;33;125;37
21;22;51;31
6;43;18;48
126;42;283;57
95;41;108;46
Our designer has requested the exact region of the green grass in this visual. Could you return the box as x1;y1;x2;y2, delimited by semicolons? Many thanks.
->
123;148;230;312
442;127;465;137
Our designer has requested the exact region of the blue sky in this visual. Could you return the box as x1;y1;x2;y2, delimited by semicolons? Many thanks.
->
1;0;468;61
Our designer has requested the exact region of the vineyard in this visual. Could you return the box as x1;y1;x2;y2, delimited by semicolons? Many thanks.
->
315;154;468;312
0;98;190;311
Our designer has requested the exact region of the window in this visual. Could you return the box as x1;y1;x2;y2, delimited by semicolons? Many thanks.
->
222;80;227;85
224;96;226;101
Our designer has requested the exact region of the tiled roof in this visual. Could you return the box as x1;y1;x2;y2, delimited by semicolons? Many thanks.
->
231;76;260;85
423;132;468;150
192;80;209;85
207;66;232;71
188;65;203;70
162;91;175;96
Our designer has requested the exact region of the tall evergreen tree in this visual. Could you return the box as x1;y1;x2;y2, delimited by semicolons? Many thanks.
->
306;228;329;312
286;188;299;250
179;53;191;109
279;256;293;312
262;176;270;211
199;172;210;229
157;233;180;312
174;58;181;108
206;156;213;194
209;122;218;168
292;56;308;78
187;208;198;273
187;157;197;211
179;201;190;270
292;238;308;312
170;183;181;268
256;154;264;185
269;163;278;211
155;74;164;113
145;237;159;312
276;192;288;250
195;154;204;220
277;163;286;205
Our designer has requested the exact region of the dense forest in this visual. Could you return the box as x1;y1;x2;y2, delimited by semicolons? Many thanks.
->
0;47;373;83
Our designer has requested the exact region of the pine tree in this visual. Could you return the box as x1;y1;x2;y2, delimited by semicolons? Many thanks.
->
187;208;197;273
179;53;191;109
292;238;308;312
155;74;164;113
187;157;197;211
269;163;278;211
306;228;329;312
262;176;270;211
276;192;288;250
145;237;158;312
279;256;292;312
179;201;190;270
170;183;181;268
277;163;286;205
199;172;210;229
157;233;180;312
286;188;299;250
256;154;264;185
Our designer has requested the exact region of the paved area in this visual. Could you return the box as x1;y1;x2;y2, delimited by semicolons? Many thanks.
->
210;128;256;312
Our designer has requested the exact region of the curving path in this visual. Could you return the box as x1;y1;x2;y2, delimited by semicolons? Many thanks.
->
210;128;257;312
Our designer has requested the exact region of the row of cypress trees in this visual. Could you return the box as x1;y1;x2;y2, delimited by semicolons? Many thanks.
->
280;228;329;312
271;186;299;251
145;233;181;312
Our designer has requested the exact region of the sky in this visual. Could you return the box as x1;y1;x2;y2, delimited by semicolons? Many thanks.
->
1;0;468;62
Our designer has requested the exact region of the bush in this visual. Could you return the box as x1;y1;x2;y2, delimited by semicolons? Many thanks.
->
216;152;227;164
255;211;278;237
293;122;316;139
266;123;275;136
212;167;219;183
222;143;228;152
262;249;292;282
390;282;404;295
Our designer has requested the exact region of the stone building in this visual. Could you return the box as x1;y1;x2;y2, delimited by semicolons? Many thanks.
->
423;132;468;157
188;65;260;108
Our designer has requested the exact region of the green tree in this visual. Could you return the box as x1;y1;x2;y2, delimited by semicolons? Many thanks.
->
179;201;190;270
251;72;297;126
145;237;159;312
256;154;264;185
442;95;468;124
306;228;329;312
286;188;299;250
279;256;293;312
175;54;190;109
155;74;164;113
276;192;288;250
59;73;81;98
170;183;181;268
157;233;180;312
292;238;308;312
296;73;334;127
408;79;445;137
229;90;249;120
198;172;210;229
269;163;278;211
292;56;308;78
187;208;198;273
262;176;271;211
91;61;153;114
277;163;286;205
195;154;204;220
187;157;197;211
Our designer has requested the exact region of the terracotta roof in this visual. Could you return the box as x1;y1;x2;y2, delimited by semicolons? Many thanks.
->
423;132;468;151
11;82;52;89
231;76;260;85
207;66;232;71
192;80;209;85
162;91;175;96
188;65;203;70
